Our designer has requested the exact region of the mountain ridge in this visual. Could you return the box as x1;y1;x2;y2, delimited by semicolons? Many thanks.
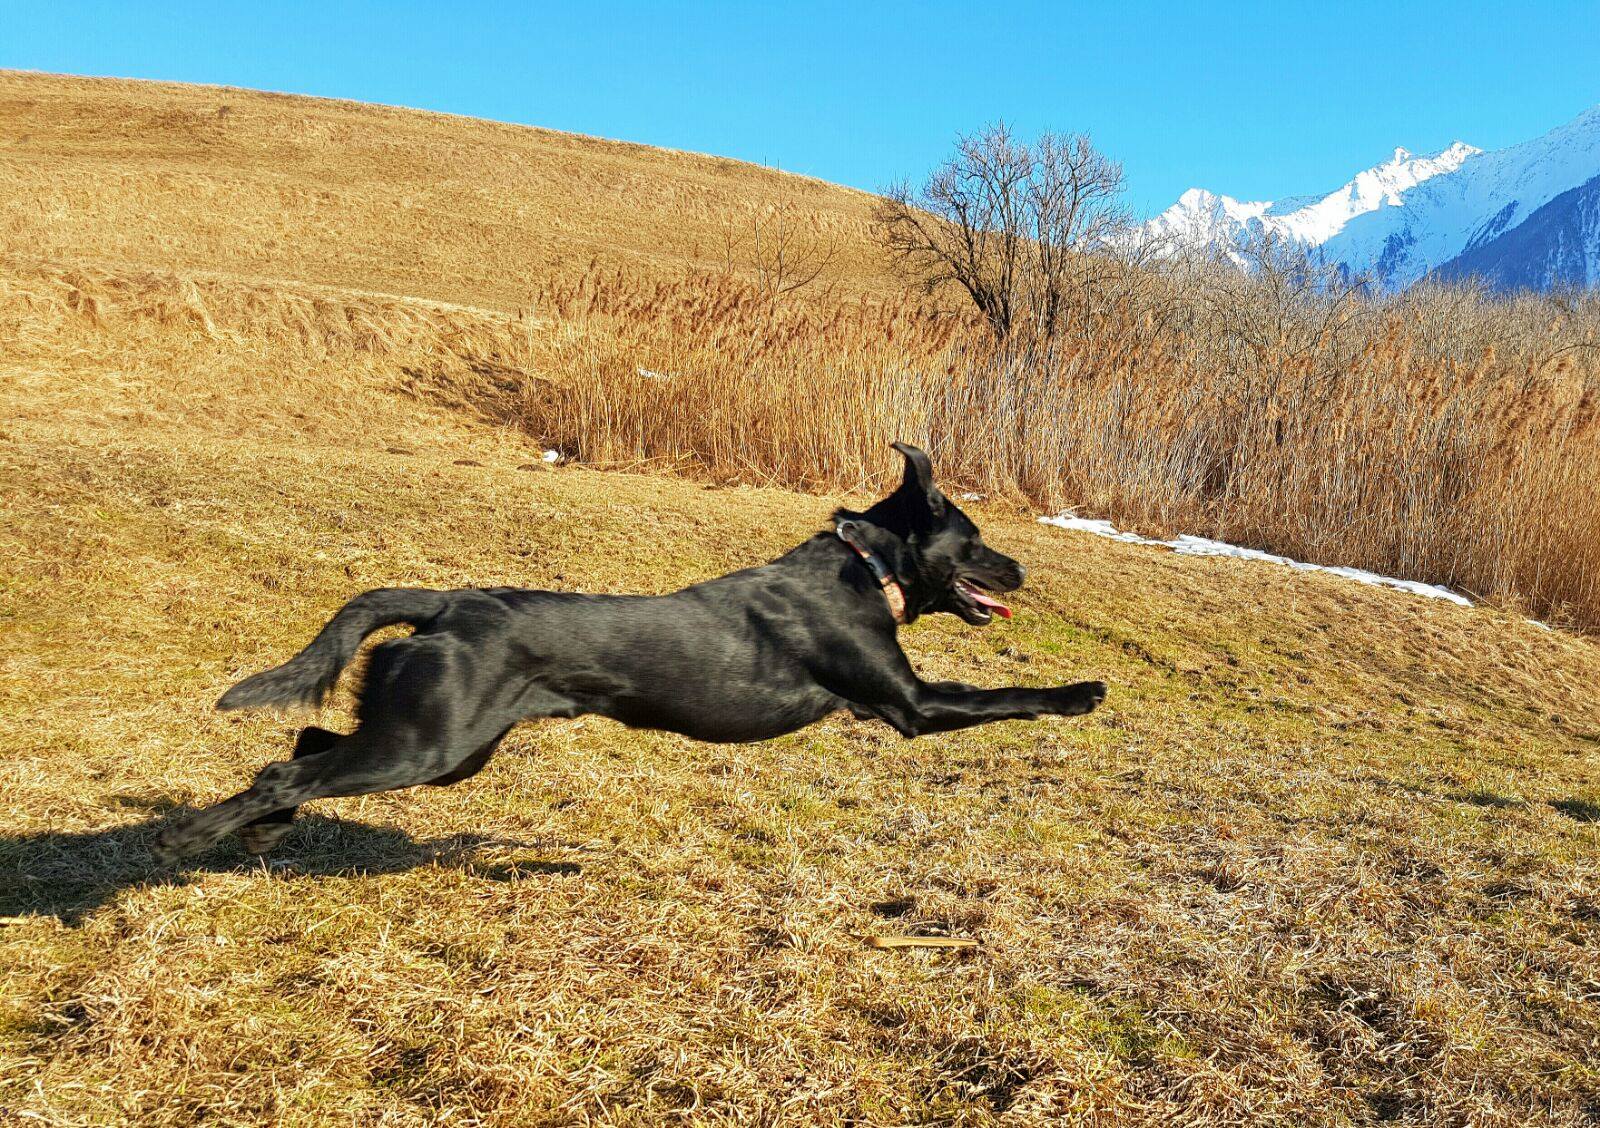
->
1148;106;1600;291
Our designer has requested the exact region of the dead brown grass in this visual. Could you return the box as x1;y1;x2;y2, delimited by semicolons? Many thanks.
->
4;256;1600;1124
5;72;1600;1124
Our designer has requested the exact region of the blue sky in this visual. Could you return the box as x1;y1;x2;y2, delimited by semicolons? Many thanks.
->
5;1;1599;215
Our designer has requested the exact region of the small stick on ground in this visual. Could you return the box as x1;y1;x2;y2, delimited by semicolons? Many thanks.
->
862;934;978;950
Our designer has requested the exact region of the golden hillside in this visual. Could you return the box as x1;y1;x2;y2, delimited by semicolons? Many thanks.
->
0;70;897;308
3;72;1600;1124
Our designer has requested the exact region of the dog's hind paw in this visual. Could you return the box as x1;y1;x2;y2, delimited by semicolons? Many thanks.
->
237;823;293;856
149;818;205;866
149;829;184;867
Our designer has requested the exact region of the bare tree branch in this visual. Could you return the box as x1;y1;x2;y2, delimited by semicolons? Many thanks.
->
723;193;842;305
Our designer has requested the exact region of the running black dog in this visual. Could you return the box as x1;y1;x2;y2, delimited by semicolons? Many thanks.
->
153;443;1106;862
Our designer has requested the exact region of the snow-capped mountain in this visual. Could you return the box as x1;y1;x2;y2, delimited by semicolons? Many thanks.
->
1146;142;1479;265
1146;105;1600;291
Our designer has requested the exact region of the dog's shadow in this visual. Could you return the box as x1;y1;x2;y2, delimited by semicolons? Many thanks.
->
1;801;584;926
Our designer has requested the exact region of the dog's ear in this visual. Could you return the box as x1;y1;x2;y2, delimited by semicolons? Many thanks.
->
891;442;945;523
836;516;900;558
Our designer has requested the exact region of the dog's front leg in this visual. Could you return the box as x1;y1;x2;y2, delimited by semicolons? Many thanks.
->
875;679;1106;736
817;642;1104;737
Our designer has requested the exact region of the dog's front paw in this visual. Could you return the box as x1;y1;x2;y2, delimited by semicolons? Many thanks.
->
1052;680;1107;716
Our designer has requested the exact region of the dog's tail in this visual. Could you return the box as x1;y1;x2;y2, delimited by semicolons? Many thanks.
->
216;588;449;712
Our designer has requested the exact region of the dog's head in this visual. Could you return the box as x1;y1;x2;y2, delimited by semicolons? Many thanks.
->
835;443;1025;626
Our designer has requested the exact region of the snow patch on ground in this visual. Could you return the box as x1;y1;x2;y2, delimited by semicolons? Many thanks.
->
1039;514;1472;607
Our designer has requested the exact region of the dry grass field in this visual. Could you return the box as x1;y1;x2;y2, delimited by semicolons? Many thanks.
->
4;72;1600;1125
0;71;897;307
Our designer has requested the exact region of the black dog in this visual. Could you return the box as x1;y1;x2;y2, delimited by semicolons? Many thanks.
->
153;444;1105;862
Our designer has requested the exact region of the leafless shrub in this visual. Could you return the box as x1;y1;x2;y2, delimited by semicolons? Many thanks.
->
722;197;841;305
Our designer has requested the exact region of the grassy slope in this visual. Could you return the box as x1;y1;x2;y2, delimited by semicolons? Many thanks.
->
0;70;896;309
2;73;1600;1125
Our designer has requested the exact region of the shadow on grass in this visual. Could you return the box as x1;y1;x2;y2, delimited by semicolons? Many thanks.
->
1550;798;1600;823
1452;789;1524;809
1;802;583;925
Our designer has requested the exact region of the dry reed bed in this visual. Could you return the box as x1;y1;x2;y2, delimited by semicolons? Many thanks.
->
8;256;1599;632
442;266;1600;633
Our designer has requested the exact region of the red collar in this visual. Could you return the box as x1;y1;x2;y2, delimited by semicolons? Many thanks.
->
836;521;907;625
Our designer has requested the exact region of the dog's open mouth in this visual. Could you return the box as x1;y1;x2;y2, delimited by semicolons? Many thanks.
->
954;578;1012;623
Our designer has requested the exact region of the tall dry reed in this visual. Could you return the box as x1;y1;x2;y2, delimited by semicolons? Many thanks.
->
518;266;1600;631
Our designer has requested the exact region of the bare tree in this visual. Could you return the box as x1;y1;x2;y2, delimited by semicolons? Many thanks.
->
875;123;1129;340
1025;131;1128;334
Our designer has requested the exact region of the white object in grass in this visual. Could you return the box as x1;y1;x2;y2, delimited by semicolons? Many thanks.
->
1039;514;1471;607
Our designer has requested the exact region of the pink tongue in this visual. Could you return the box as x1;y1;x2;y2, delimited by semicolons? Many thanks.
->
971;591;1012;618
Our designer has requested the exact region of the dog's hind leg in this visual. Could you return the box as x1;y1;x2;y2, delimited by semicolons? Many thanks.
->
236;726;339;856
152;721;517;864
233;728;505;856
423;728;512;787
158;633;573;865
